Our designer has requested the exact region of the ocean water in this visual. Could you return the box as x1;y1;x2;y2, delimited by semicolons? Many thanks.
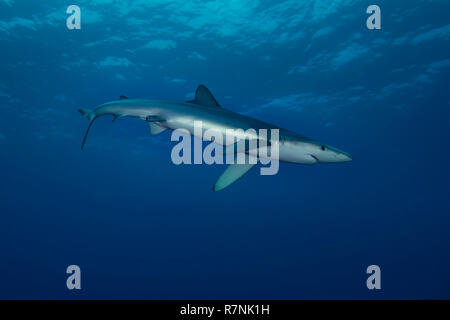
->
0;0;449;299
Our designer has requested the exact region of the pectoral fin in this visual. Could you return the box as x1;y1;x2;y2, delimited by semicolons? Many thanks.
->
213;162;256;192
145;116;167;135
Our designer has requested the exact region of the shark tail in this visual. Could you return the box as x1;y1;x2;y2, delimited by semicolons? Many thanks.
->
78;108;97;150
78;108;95;121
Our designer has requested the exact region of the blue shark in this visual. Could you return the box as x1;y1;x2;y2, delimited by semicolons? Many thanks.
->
78;85;352;191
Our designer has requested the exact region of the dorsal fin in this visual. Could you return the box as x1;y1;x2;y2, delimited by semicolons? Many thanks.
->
188;85;221;108
119;95;128;100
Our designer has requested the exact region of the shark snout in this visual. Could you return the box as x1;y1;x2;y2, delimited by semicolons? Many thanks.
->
335;152;352;162
324;145;352;163
308;147;352;163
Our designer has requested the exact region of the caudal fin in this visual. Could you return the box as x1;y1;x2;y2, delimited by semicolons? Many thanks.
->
78;108;97;150
78;108;95;121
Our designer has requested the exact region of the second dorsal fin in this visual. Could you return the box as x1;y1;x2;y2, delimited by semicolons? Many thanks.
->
188;85;221;108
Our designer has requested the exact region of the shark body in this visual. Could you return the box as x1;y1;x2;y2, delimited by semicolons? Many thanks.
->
79;85;352;191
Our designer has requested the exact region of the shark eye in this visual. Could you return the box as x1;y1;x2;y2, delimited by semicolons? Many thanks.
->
321;145;326;151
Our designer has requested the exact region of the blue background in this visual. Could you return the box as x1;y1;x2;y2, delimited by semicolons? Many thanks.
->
0;0;449;299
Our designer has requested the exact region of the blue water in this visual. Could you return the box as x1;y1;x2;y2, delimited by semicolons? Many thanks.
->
1;0;449;299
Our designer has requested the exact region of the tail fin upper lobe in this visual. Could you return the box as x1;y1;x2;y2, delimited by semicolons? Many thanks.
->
78;108;97;150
